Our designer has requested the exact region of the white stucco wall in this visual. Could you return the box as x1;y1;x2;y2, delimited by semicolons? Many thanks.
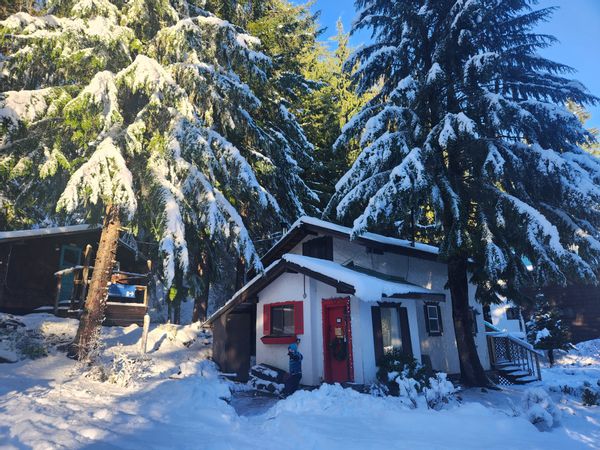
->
255;273;431;385
254;232;491;385
490;301;525;335
255;272;343;386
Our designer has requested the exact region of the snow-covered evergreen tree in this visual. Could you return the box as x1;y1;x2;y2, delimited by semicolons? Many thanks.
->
0;0;316;283
0;0;317;354
331;0;600;385
527;293;571;365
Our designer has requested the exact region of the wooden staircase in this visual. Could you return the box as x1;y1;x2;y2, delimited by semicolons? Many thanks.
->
486;324;542;385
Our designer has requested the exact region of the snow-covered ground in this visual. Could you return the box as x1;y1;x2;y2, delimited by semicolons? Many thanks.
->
1;314;599;450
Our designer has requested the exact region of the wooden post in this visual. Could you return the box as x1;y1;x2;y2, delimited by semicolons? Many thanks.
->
72;267;83;311
535;353;542;380
54;274;62;316
140;313;150;354
80;244;93;310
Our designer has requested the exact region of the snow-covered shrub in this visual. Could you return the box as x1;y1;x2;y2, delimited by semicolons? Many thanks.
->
16;333;47;359
522;388;561;430
368;382;388;397
582;388;599;406
424;373;457;410
527;294;571;366
107;345;146;387
396;376;419;408
83;364;109;383
376;350;429;396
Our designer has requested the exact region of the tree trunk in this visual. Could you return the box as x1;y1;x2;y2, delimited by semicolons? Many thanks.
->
447;255;489;387
192;280;209;323
235;257;246;291
67;205;121;361
548;349;555;366
173;298;181;324
192;248;211;322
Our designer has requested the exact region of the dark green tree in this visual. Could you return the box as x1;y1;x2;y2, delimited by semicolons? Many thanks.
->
0;0;317;353
527;293;571;365
331;0;600;386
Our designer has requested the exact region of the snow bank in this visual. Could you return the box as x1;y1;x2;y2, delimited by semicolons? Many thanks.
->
1;315;599;449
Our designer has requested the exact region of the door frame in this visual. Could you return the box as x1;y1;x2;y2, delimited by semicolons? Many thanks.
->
322;296;354;383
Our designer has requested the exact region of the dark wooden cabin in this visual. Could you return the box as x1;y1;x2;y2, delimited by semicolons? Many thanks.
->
0;224;149;325
524;284;600;344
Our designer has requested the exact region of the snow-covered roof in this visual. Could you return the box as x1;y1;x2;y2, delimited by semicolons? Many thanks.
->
297;217;438;254
0;224;100;243
261;216;439;267
282;254;443;302
205;253;444;324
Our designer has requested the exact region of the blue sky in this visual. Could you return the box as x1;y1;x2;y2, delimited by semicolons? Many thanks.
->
309;0;600;129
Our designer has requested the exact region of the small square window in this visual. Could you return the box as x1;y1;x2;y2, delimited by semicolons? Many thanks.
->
505;307;520;321
270;305;295;335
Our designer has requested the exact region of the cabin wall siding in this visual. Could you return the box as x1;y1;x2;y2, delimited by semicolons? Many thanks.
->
0;231;143;313
524;285;600;343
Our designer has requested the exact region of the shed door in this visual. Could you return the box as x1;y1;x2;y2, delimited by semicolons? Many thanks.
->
58;245;81;303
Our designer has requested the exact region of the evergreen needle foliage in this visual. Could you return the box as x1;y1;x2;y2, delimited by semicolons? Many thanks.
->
330;0;600;385
332;0;600;305
0;0;318;292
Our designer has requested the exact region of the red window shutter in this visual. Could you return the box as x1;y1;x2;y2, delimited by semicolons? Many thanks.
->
263;304;271;335
294;301;304;334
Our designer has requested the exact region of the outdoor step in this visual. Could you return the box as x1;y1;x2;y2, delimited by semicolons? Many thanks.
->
496;365;522;372
513;375;539;383
503;370;530;377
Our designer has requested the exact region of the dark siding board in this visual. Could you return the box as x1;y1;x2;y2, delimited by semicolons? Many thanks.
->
212;310;254;382
371;306;383;365
524;284;600;343
302;236;333;261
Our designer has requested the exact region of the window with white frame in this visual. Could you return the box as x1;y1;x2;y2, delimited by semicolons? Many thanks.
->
425;303;442;336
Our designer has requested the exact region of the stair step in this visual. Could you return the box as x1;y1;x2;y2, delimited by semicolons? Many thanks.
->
514;375;538;383
495;362;517;367
504;370;530;377
496;365;521;372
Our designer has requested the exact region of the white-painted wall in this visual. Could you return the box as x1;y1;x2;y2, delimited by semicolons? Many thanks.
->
254;271;424;386
490;301;526;336
254;231;491;386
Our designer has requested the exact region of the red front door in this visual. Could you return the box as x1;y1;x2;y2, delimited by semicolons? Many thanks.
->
322;297;353;383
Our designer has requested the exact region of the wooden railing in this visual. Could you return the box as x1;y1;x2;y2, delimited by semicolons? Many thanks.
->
486;331;543;381
54;265;149;314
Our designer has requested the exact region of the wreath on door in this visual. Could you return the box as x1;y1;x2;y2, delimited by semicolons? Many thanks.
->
329;337;348;361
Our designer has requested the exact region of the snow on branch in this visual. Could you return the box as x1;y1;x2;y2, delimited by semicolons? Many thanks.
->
57;136;137;218
496;189;594;283
352;147;428;234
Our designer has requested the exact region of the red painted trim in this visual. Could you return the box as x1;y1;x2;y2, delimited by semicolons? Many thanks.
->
322;297;354;383
260;335;297;345
263;303;270;335
262;300;304;341
293;301;304;334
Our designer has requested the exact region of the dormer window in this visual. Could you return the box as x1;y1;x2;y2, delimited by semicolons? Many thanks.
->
302;236;333;260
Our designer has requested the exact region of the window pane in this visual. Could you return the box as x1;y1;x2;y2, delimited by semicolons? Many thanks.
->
381;307;401;353
429;318;440;333
427;305;438;319
506;307;519;320
282;307;295;334
270;305;295;335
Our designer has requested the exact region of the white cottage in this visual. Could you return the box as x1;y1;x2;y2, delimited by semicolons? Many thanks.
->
206;217;491;386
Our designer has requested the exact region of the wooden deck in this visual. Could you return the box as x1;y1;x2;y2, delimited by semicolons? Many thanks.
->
54;257;149;327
